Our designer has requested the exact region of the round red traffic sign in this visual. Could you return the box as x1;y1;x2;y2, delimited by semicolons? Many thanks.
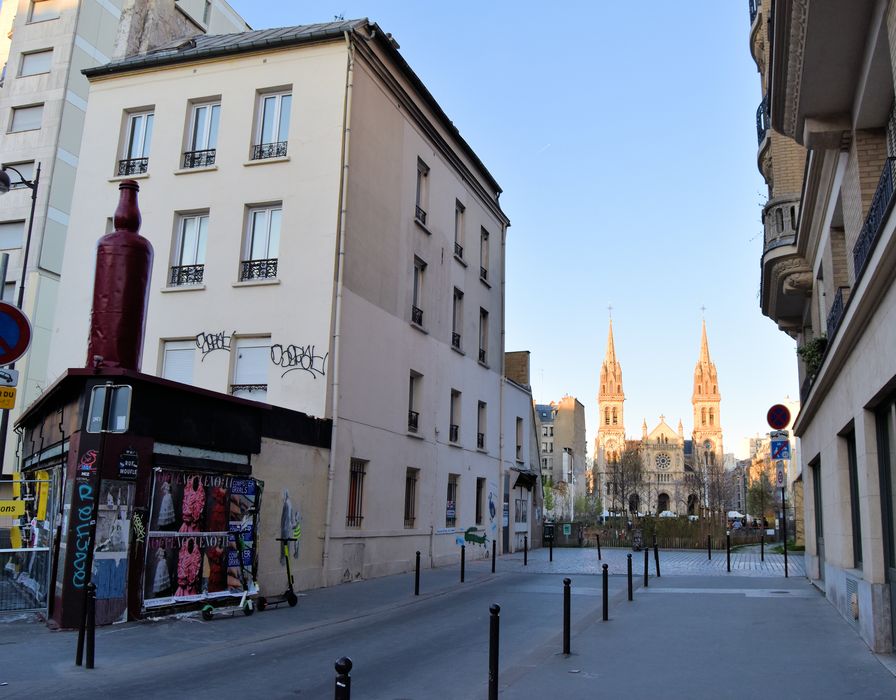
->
767;404;791;430
0;302;32;366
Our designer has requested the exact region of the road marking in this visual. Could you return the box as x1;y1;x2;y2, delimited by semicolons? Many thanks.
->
641;587;815;598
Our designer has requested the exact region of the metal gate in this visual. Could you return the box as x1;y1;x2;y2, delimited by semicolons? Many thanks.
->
1;474;57;613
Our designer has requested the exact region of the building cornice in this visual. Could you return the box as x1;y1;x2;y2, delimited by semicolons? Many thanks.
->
770;0;809;140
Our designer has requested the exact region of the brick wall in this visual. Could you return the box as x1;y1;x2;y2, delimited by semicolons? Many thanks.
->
842;129;888;283
504;351;530;387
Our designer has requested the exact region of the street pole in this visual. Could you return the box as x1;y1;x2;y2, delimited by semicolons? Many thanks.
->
782;486;788;578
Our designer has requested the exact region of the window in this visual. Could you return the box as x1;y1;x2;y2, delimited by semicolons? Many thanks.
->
347;458;366;527
612;407;618;425
480;227;490;282
516;417;523;461
118;110;153;175
184;102;220;168
476;478;485;525
515;498;528;523
446;474;459;527
605;408;610;425
415;159;429;224
454;200;465;258
477;401;486;450
1;162;34;189
19;50;52;77
29;0;61;22
542;425;548;437
241;205;281;280
542;441;548;452
161;340;195;384
845;430;862;568
170;213;208;286
203;0;212;24
449;389;460;443
411;257;426;326
86;384;132;433
0;221;24;250
408;371;421;433
10;105;43;133
253;91;291;159
701;407;706;426
231;337;269;401
549;426;553;437
452;288;463;349
709;408;714;426
404;468;418;528
478;308;488;364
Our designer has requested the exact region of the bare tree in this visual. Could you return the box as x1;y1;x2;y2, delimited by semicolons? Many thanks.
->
608;445;644;519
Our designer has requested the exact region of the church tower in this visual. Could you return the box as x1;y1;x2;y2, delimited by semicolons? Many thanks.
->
597;320;626;466
691;320;723;469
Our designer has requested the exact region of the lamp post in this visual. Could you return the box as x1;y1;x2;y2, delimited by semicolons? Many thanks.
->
0;162;41;469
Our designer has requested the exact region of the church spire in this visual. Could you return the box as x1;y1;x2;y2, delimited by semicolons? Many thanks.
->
606;319;617;365
699;319;711;364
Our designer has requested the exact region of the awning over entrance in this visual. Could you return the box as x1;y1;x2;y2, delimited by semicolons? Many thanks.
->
512;470;538;490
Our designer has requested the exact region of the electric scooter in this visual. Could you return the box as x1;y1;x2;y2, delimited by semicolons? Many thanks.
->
257;537;298;610
202;514;257;620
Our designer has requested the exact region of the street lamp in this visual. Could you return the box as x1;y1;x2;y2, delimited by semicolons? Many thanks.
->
0;162;41;470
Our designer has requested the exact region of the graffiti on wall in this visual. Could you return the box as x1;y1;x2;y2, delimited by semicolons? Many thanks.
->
71;481;94;589
271;344;328;379
196;331;234;360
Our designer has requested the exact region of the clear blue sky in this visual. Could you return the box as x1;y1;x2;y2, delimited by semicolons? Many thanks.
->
228;1;797;458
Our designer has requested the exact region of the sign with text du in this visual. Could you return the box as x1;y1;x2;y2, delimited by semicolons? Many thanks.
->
0;386;16;410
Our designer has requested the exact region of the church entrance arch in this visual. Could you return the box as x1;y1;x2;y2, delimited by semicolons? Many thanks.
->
687;494;698;516
628;493;640;514
658;493;670;513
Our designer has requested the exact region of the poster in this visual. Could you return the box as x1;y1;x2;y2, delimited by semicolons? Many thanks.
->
143;470;260;609
94;480;135;624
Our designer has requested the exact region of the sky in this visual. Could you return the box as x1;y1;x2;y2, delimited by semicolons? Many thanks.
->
227;1;797;459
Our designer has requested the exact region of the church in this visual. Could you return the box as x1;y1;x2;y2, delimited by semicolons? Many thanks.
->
594;319;724;516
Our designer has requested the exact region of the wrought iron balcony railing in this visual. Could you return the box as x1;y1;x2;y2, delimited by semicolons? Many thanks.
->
169;264;205;286
853;157;896;280
825;286;849;340
480;266;488;282
449;424;459;442
415;205;427;225
478;348;487;364
240;258;278;281
182;149;216;168
408;410;419;433
749;0;760;24
231;383;267;395
756;96;769;144
251;141;288;160
477;432;485;449
452;332;461;350
454;242;464;259
117;157;148;176
412;305;423;325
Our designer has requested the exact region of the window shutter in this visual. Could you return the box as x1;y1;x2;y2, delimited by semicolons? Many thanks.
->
162;342;195;384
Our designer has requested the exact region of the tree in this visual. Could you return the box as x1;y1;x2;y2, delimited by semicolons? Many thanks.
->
574;491;602;525
543;482;555;513
747;470;776;523
608;446;643;518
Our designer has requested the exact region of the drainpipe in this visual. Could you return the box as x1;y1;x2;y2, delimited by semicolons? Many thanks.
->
498;223;507;551
322;31;355;587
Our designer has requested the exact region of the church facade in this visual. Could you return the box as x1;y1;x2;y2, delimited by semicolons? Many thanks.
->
595;320;723;516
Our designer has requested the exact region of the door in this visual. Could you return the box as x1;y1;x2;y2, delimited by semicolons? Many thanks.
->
878;399;896;651
811;460;824;582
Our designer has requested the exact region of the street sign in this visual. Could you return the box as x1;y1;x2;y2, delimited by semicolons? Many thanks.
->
767;404;791;430
0;367;18;387
776;460;786;487
770;439;791;460
0;500;25;516
0;387;16;410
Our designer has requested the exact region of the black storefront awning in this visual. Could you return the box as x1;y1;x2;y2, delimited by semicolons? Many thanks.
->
512;470;538;490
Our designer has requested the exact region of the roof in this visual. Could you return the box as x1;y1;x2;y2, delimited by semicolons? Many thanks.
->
535;404;555;422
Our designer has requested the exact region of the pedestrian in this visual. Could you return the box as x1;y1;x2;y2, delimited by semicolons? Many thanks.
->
577;525;584;547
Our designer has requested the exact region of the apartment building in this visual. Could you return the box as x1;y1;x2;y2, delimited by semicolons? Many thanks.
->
751;0;896;652
48;20;513;584
0;0;249;471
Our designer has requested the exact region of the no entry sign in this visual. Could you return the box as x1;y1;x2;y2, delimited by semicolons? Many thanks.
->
767;404;791;430
0;302;31;366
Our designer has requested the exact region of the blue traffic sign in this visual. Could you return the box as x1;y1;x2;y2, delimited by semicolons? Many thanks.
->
0;302;32;366
770;439;791;460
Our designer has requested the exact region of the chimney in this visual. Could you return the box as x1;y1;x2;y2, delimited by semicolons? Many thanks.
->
86;180;153;370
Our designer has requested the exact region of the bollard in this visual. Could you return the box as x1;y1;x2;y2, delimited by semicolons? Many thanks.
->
415;550;421;596
524;535;529;566
643;546;649;587
491;539;496;574
86;582;96;669
707;533;712;560
489;604;500;700
654;541;661;578
75;589;87;666
334;657;352;700
549;536;553;563
761;533;765;561
461;544;466;583
597;533;602;561
602;564;609;621
726;532;731;573
627;553;633;601
562;578;571;654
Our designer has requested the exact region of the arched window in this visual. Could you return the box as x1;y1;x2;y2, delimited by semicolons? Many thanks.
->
605;408;610;425
709;409;714;426
601;384;605;394
612;407;618;425
713;384;717;394
701;407;706;426
698;384;702;394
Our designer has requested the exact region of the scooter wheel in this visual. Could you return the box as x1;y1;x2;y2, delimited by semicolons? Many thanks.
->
202;606;214;621
243;602;254;616
286;590;298;607
257;597;267;611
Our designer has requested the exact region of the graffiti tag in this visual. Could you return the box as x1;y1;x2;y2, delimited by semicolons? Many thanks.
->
132;512;146;545
464;526;487;546
71;482;94;589
271;344;328;379
196;331;234;360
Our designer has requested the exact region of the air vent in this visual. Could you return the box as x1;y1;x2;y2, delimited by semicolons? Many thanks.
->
846;578;859;623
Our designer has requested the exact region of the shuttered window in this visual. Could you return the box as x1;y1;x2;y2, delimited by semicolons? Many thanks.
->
161;340;195;385
20;50;52;76
0;221;24;250
231;337;269;401
10;105;43;132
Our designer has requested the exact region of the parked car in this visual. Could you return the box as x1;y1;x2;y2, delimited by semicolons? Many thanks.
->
658;510;677;518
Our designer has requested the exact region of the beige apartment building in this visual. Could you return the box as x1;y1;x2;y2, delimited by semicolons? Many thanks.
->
751;0;896;652
0;0;249;473
48;20;523;585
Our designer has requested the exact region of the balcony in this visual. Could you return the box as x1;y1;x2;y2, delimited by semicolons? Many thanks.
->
756;96;769;145
240;258;277;281
408;410;419;433
449;424;459;442
477;432;485;449
252;141;288;160
452;332;461;350
749;0;760;24
182;149;216;168
825;286;849;340
853;157;896;280
412;305;423;326
415;205;427;225
169;264;204;287
117;157;148;176
454;242;464;259
480;266;488;282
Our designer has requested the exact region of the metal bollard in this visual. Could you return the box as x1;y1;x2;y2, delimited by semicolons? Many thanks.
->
761;533;765;562
627;553;633;601
707;533;712;560
654;541;661;578
334;657;352;700
75;587;87;666
549;536;553;563
643;546;649;587
415;550;421;596
86;582;96;670
602;564;609;621
524;535;529;566
726;532;731;573
461;544;466;583
562;578;571;654
489;604;500;700
491;539;496;574
597;533;602;561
